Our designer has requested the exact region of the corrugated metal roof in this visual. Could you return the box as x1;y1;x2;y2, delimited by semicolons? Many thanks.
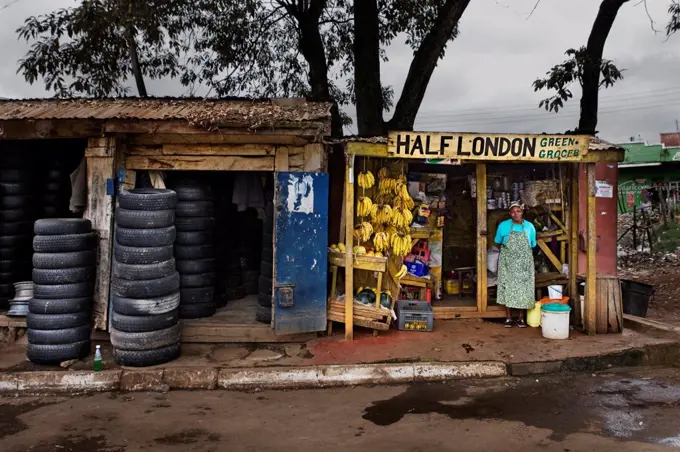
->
0;98;332;130
588;136;622;151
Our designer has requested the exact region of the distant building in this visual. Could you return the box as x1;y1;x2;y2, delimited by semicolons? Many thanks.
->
617;136;680;212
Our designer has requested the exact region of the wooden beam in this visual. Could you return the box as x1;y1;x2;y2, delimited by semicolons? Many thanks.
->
181;322;316;343
303;143;325;172
84;138;118;330
344;154;355;341
476;163;488;313
585;163;598;334
128;144;276;156
125;155;274;171
0;119;102;139
128;133;310;146
537;239;563;271
275;147;290;171
569;163;583;326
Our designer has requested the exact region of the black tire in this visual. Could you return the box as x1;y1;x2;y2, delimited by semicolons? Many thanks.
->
175;245;213;260
174;216;214;232
44;169;67;181
0;182;32;195
262;231;273;248
175;230;214;246
0;169;32;183
28;325;90;345
44;181;65;192
258;293;272;307
113;244;174;265
180;287;214;305
225;285;246;301
261;247;273;264
33;233;96;253
110;323;181;351
174;185;213;201
32;267;94;285
0;234;32;248
112;292;180;316
0;221;33;235
26;311;90;330
116;226;176;247
0;283;14;298
111;273;180;299
33;250;96;269
41;206;67;217
33;282;94;299
256;305;272;324
0;260;31;272
42;192;69;205
112;258;176;281
260;261;273;278
258;276;272;296
179;272;215;288
176;259;216;274
0;247;29;260
0;271;22;282
0;195;34;209
0;209;32;222
115;208;175;229
113;342;180;367
34;218;92;235
111;309;179;333
29;297;92;315
27;341;90;365
179;302;216;319
118;188;178;211
176;201;214;217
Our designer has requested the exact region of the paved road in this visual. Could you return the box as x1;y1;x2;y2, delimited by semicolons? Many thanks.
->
3;367;680;451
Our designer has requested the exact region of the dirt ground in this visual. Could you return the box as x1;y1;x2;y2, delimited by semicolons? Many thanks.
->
620;258;680;326
3;367;680;451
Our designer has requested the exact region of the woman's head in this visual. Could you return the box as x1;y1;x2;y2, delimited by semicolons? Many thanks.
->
509;201;523;222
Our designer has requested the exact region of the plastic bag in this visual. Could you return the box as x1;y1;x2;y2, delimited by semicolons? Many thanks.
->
487;246;500;274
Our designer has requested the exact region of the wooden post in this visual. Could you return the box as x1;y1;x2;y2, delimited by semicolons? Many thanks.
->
84;137;118;331
569;164;580;325
585;163;598;334
476;163;488;313
344;152;355;341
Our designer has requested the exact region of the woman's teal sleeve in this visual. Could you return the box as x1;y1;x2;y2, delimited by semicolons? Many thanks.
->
494;221;506;245
528;222;537;247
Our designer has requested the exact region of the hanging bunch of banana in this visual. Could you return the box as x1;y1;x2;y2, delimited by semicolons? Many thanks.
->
357;170;375;189
373;231;389;252
378;167;389;180
391;207;413;228
379;177;398;195
357;196;373;217
391;231;413;257
353;221;373;243
373;204;393;225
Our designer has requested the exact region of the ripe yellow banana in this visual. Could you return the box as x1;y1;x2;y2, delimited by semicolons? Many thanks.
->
358;171;375;189
357;196;373;217
375;204;393;224
390;232;412;257
373;231;389;252
353;221;373;243
391;207;413;228
378;167;389;180
395;264;408;279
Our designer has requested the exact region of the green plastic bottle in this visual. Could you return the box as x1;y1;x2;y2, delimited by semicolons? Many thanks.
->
93;345;103;371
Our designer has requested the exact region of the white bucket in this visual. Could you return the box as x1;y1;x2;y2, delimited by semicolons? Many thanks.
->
541;308;570;340
547;285;563;300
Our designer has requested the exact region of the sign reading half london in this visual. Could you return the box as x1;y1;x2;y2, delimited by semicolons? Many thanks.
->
387;132;591;162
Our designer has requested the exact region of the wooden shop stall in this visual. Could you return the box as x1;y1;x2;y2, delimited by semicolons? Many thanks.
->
331;132;625;340
0;98;334;343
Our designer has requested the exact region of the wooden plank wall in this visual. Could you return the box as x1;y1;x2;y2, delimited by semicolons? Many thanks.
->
83;137;118;330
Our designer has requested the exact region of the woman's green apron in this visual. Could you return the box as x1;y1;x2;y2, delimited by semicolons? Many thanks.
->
497;228;535;309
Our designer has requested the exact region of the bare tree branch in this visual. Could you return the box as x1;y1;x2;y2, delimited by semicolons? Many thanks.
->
527;0;541;20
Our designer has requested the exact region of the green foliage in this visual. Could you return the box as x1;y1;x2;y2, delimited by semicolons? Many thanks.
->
532;47;624;113
16;0;461;122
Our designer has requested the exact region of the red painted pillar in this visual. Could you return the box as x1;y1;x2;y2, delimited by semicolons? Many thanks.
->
577;162;618;275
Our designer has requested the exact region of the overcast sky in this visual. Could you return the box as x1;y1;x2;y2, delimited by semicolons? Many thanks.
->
0;0;678;144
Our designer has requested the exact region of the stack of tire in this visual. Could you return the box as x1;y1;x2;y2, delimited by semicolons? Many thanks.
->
41;161;72;218
173;182;217;319
256;202;274;324
215;198;244;305
111;189;181;367
239;209;263;295
27;219;96;364
0;160;36;305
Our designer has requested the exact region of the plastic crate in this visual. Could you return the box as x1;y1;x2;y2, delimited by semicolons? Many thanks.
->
395;300;434;331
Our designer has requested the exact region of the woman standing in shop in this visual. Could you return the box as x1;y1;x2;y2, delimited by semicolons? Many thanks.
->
494;201;537;328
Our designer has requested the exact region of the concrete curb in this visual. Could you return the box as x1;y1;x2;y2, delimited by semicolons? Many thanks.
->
0;362;506;394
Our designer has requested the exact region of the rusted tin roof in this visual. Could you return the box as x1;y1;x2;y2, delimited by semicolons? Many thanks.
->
589;136;622;151
661;132;680;148
0;97;332;130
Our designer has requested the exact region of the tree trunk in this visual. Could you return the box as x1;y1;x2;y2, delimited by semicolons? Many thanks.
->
353;0;384;136
577;0;629;134
125;26;148;97
387;0;471;131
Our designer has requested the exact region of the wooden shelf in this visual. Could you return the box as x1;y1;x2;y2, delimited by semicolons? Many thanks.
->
411;227;433;239
328;250;387;272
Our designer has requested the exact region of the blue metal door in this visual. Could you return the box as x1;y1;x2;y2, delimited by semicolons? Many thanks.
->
273;172;329;335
